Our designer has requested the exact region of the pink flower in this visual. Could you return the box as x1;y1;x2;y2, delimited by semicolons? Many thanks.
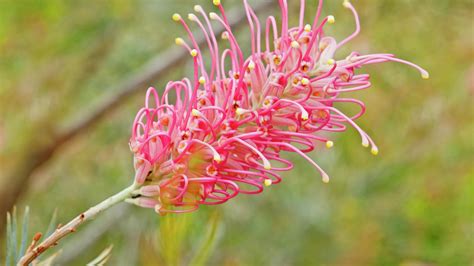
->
128;0;428;214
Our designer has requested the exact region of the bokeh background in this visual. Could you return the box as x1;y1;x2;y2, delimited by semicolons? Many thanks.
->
1;0;472;265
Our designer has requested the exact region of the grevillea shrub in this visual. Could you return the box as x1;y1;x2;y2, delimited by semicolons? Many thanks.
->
127;0;428;214
17;0;428;264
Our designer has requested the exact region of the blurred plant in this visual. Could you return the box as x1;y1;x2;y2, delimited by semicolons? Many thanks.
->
14;0;427;264
5;207;31;266
152;211;221;266
136;210;221;266
189;211;221;266
4;207;112;266
86;245;113;266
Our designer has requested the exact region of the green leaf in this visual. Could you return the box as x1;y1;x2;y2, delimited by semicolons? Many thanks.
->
86;245;113;266
45;208;58;237
36;250;63;266
11;207;17;264
18;206;30;260
5;212;12;266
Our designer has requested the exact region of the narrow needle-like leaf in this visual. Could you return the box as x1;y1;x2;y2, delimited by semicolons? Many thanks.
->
18;206;30;260
86;245;113;266
45;208;58;238
5;212;12;266
12;207;18;264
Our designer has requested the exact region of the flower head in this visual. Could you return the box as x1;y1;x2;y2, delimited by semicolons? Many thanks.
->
129;0;428;214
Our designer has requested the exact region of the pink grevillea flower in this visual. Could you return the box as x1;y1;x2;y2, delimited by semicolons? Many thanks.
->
127;0;428;214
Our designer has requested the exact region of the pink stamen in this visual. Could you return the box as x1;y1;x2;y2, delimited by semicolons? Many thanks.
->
129;0;428;213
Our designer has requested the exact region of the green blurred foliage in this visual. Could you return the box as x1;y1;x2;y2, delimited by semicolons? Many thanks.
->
0;0;472;265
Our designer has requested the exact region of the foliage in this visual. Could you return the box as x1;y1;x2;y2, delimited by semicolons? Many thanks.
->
4;207;115;265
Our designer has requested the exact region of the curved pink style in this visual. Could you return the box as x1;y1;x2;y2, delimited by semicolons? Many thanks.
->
128;0;428;214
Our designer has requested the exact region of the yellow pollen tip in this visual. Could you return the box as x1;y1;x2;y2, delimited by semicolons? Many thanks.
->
322;174;330;183
301;78;310;85
362;141;369;148
213;0;221;6
327;59;335;65
190;49;198;57
213;154;222;162
304;24;311;32
221;31;229;40
248;61;255;70
371;147;379;155
191;109;200;117
422;72;430;80
343;0;351;8
172;13;181;22
264;179;272;187
301;112;309;121
235;108;246;115
264;162;272;170
209;12;219;20
188;13;197;21
291;41;300;48
194;5;203;12
175;37;184;46
327;15;335;24
199;76;206;84
326;141;334;148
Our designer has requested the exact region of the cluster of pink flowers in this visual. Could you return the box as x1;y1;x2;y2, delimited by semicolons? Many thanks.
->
127;0;428;214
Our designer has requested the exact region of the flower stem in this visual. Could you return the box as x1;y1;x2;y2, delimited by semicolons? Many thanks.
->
18;183;138;266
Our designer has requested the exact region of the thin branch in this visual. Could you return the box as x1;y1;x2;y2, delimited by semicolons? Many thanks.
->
56;205;131;264
0;1;274;231
18;184;137;265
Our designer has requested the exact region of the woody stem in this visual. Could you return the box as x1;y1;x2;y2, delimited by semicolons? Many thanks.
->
17;182;139;266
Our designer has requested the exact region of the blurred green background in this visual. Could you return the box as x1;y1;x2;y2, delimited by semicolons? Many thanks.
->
0;0;472;265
